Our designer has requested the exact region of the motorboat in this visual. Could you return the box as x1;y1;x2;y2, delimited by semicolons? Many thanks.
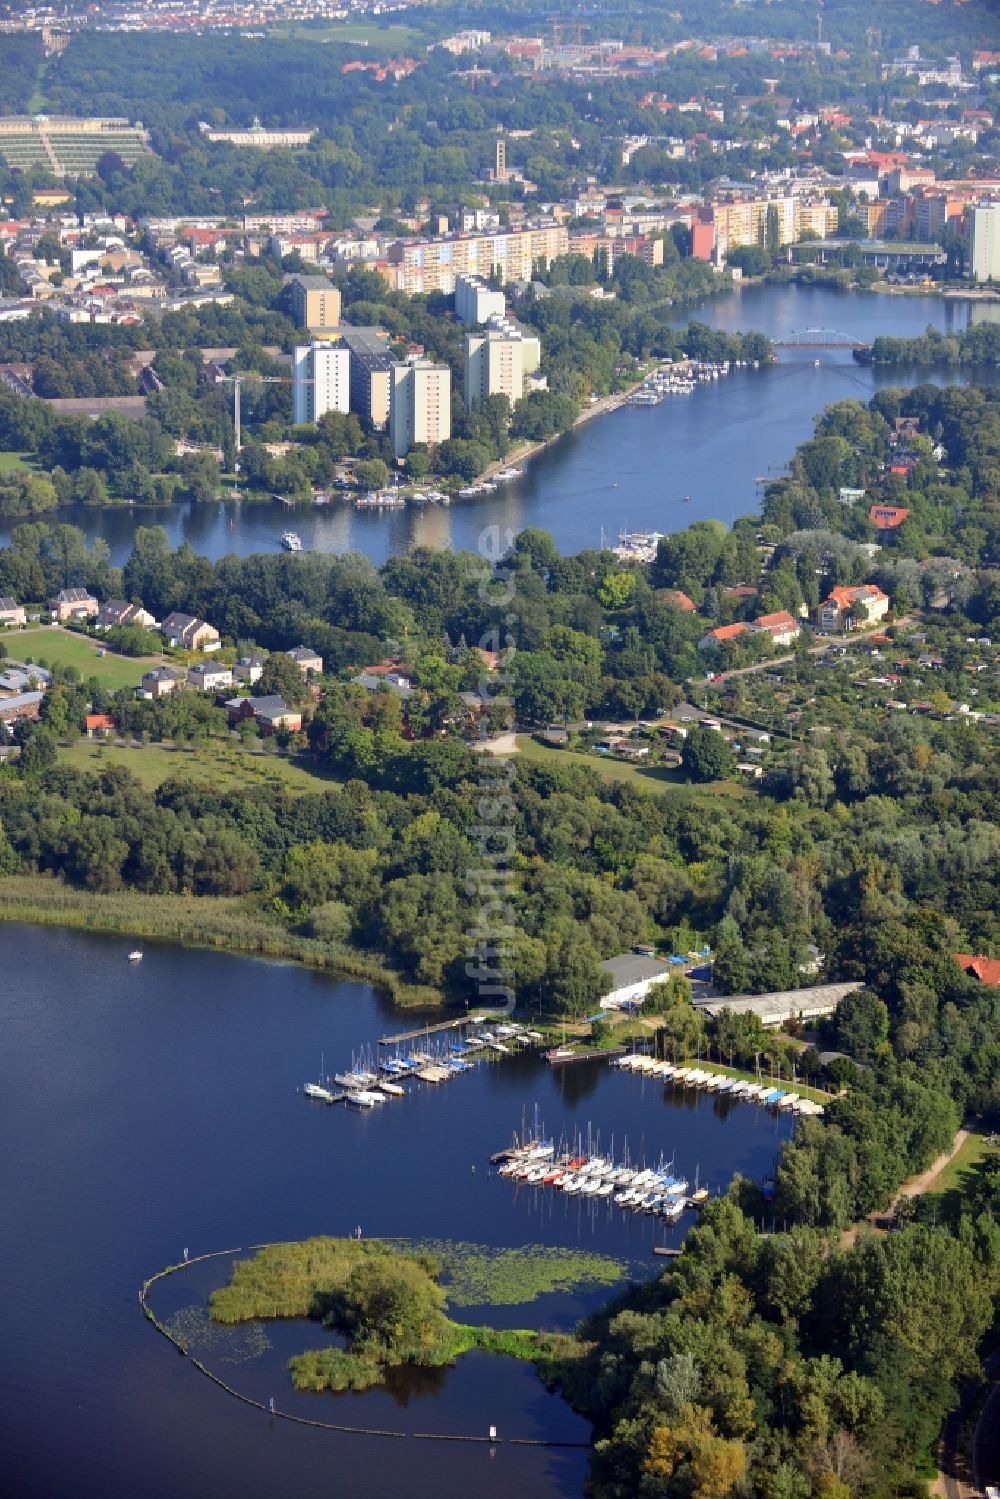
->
128;950;143;962
281;531;303;552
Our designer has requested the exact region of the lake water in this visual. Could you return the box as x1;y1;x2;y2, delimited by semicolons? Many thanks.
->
2;284;995;568
0;926;793;1498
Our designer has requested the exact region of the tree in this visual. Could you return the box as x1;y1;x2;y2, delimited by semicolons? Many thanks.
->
256;652;307;707
682;726;735;783
834;989;889;1064
354;458;389;491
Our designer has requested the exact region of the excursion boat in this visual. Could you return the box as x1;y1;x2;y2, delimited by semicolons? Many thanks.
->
281;531;303;552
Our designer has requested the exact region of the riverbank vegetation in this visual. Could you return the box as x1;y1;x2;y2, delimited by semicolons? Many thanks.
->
870;322;1000;367
565;1188;1000;1498
209;1237;586;1394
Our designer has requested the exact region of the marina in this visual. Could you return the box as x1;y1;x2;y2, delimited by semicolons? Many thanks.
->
611;1054;827;1116
307;1017;548;1108
1;926;795;1499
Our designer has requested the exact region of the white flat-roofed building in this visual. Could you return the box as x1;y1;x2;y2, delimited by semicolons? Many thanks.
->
293;341;350;426
389;360;451;458
599;953;671;1009
970;203;1000;282
696;981;865;1027
465;325;527;409
455;274;506;324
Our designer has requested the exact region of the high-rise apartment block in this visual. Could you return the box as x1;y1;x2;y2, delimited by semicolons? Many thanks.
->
292;342;350;425
390;361;452;458
337;327;395;429
464;316;541;410
387;222;568;295
454;274;506;324
970;204;1000;282
289;274;342;331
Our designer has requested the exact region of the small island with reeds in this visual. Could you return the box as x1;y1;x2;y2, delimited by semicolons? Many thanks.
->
208;1237;603;1394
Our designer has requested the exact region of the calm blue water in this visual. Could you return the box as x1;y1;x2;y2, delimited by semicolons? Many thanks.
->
1;286;994;567
0;925;792;1498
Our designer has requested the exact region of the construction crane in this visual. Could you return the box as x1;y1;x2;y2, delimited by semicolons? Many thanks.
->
215;371;317;463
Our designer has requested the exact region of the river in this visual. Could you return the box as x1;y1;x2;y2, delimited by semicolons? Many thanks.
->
2;284;997;567
0;926;793;1498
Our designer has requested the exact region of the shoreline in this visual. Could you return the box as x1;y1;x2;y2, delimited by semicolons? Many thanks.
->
0;876;445;1009
478;377;643;486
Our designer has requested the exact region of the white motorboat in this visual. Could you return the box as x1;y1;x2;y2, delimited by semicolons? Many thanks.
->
281;531;303;552
128;950;143;962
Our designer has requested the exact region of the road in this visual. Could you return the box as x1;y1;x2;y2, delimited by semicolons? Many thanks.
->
710;614;920;685
935;1350;1000;1499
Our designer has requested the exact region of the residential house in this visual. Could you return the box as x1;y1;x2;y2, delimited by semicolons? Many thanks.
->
869;504;910;531
698;621;751;651
954;953;1000;986
187;662;234;694
0;665;50;694
224;694;302;733
750;610;801;648
660;589;697;611
95;598;157;631
352;667;414;699
137;666;184;700
286;646;323;677
160;611;221;652
84;713;117;737
817;584;890;633
0;690;43;729
49;587;99;622
0;596;25;627
234;651;266;685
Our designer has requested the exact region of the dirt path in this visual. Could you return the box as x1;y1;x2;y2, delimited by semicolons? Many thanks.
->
842;1130;969;1248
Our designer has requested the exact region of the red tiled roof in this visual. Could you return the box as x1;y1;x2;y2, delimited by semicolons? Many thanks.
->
706;622;751;641
662;590;696;611
85;714;116;732
869;504;910;529
954;953;1000;986
752;610;799;633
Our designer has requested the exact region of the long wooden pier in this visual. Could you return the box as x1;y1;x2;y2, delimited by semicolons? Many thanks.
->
376;1015;470;1052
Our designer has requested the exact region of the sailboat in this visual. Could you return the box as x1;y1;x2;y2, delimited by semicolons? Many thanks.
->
303;1052;334;1103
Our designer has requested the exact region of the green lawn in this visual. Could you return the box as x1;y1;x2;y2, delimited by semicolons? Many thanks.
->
0;451;36;474
11;627;157;690
929;1130;995;1196
272;20;422;46
513;734;751;800
58;738;341;796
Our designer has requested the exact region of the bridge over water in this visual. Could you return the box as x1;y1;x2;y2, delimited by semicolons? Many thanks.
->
772;328;867;348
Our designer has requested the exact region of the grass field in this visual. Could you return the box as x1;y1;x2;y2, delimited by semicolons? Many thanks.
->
58;738;341;795
11;627;159;689
513;734;752;801
927;1130;995;1196
272;20;422;46
0;451;36;474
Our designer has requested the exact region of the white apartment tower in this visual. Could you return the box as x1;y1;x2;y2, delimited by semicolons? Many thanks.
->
292;342;350;425
454;273;506;325
465;326;526;409
970;204;1000;283
389;361;452;459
